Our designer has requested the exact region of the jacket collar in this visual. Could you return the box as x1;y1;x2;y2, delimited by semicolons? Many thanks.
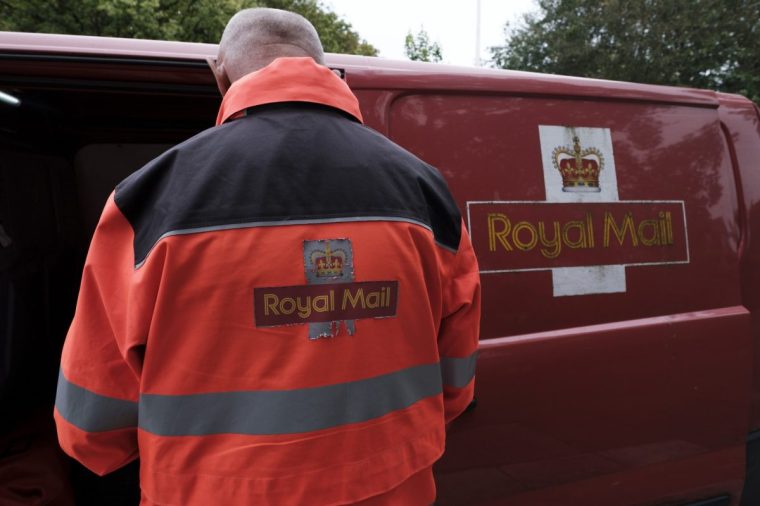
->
215;57;363;126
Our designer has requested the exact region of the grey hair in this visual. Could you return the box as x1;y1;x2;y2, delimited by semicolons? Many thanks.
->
219;8;324;80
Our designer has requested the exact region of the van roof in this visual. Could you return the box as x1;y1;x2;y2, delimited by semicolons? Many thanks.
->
0;31;723;107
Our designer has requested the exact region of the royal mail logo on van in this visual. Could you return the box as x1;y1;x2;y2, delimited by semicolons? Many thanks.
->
467;125;690;297
469;201;688;270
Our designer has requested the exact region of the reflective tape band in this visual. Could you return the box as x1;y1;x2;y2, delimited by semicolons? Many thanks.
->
139;362;443;437
55;370;138;432
56;358;468;437
440;352;478;389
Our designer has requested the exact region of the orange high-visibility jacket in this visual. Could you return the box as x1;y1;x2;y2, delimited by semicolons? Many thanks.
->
54;57;481;505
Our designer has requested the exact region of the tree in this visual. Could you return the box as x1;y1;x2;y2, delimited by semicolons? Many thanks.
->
0;0;378;56
264;0;377;56
490;0;760;103
404;28;443;63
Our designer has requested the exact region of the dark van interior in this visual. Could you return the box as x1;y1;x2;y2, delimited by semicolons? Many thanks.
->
0;54;220;505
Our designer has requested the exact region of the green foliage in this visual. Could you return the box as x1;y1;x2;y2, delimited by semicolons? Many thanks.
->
404;28;442;63
0;0;378;56
263;0;377;56
490;0;760;103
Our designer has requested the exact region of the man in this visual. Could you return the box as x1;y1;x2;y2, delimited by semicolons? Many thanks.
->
54;8;480;505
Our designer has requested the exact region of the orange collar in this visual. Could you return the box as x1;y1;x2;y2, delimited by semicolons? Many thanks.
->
215;57;363;126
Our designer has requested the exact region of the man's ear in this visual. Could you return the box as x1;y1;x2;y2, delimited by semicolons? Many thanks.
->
206;56;231;97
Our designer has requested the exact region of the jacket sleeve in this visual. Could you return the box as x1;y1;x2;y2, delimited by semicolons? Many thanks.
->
438;220;481;424
54;193;155;476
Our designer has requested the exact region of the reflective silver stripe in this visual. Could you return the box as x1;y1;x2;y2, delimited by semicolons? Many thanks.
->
139;362;442;436
55;370;138;432
135;216;435;269
441;352;478;388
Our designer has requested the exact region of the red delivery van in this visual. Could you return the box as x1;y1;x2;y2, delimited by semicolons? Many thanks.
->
1;32;759;506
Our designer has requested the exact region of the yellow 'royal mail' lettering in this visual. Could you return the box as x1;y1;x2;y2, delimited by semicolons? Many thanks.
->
488;212;595;256
342;287;364;310
486;209;678;256
279;297;296;315
261;292;338;320
264;294;280;316
254;281;398;328
472;202;687;272
314;294;331;313
488;213;512;252
365;290;380;308
604;212;638;247
538;221;561;259
342;286;393;310
512;221;538;251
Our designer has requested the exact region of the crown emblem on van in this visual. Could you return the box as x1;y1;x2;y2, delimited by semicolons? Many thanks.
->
552;136;604;192
310;242;347;278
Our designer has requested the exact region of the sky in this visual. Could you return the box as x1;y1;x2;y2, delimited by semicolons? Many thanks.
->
323;0;538;67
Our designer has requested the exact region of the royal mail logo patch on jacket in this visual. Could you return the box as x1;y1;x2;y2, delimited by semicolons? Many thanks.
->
254;238;398;339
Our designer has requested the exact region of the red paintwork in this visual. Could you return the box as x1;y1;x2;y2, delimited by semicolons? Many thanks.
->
718;95;760;430
1;31;757;505
439;307;750;505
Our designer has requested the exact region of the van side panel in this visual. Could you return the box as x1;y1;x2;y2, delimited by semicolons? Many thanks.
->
718;95;760;506
437;309;750;505
351;90;752;505
387;94;742;337
718;95;760;430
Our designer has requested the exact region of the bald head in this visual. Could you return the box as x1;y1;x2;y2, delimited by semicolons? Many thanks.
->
216;8;324;84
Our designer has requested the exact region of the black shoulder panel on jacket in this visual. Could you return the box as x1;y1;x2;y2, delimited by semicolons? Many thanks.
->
115;102;462;267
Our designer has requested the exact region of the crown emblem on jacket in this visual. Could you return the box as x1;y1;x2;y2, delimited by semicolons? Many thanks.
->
552;136;604;192
310;242;347;277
